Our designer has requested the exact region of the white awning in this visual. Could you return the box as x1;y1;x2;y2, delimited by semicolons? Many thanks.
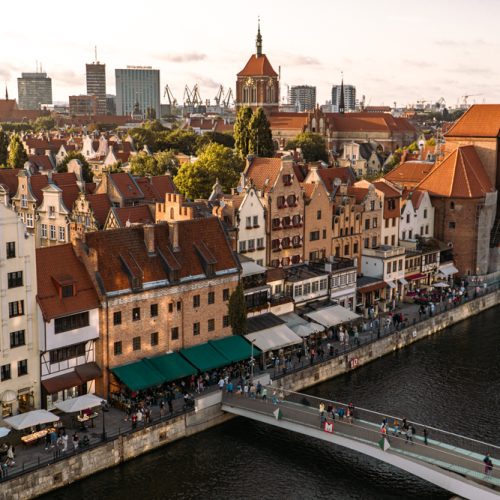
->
304;305;359;328
4;409;60;430
386;280;397;289
399;278;409;286
438;263;458;276
245;324;302;352
54;393;106;413
241;260;267;277
290;322;325;337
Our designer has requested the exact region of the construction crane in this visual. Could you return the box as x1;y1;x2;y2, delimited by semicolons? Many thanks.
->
191;84;202;106
163;85;178;106
183;85;193;106
214;85;224;106
223;88;234;108
461;94;483;107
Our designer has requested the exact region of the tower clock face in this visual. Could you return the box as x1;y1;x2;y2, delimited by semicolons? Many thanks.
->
245;77;254;86
267;78;274;87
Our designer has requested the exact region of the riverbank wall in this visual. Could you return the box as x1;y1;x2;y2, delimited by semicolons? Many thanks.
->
2;289;499;500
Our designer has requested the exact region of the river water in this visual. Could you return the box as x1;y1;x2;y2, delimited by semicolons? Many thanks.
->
46;306;500;500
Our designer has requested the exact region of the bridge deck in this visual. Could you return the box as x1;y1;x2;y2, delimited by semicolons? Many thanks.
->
221;392;500;497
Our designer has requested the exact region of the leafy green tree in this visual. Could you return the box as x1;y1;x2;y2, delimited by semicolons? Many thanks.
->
155;150;179;176
175;143;244;199
142;119;166;132
130;150;179;177
234;106;253;158
58;151;93;183
285;132;328;163
7;134;28;168
161;128;198;155
0;128;9;166
33;116;55;131
248;107;274;157
228;282;247;335
195;131;235;153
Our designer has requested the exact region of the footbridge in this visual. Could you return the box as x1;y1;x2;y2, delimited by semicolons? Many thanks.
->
221;387;500;500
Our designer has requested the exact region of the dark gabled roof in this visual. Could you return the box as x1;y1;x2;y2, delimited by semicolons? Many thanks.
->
246;313;285;334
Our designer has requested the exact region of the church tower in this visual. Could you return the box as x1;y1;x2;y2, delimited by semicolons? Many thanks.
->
236;21;280;114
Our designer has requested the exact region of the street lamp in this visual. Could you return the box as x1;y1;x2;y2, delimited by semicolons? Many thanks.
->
101;400;107;441
250;340;255;383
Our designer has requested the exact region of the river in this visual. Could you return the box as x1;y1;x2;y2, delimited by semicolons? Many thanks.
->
45;306;500;499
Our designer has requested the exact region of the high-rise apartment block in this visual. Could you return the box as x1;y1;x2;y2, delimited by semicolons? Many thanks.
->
86;62;107;115
115;66;161;119
17;72;53;110
332;83;356;112
288;85;316;111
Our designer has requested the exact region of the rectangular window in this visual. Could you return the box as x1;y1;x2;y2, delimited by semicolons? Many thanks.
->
62;284;74;298
223;288;230;301
425;225;429;235
391;235;395;246
193;295;200;308
49;343;86;363
365;219;370;230
303;283;311;295
317;210;322;220
168;303;173;313
151;331;159;346
10;330;25;348
344;244;349;255
310;231;320;241
448;221;456;229
364;238;369;249
373;218;377;228
150;303;158;317
48;206;55;218
257;237;264;248
132;336;141;351
409;230;413;239
246;216;252;228
49;225;56;240
54;311;89;333
322;229;327;239
208;319;215;332
294;285;303;296
6;242;15;259
370;200;375;211
353;243;358;254
114;341;122;356
402;231;406;241
386;263;391;274
132;307;140;321
7;271;23;288
406;214;410;223
223;315;230;328
208;291;215;305
320;278;328;290
248;239;255;251
26;213;34;228
171;327;179;340
41;224;47;239
8;300;24;318
392;218;396;227
1;364;11;381
17;359;28;377
398;259;403;271
239;241;246;252
113;311;122;325
58;226;65;241
384;236;388;245
177;301;182;311
193;322;200;336
21;194;27;208
423;209;428;219
312;281;319;293
253;215;259;226
371;236;377;247
385;219;389;228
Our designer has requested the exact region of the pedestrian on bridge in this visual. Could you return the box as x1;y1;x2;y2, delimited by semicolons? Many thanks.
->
261;387;267;402
319;402;325;416
484;453;494;476
423;428;428;445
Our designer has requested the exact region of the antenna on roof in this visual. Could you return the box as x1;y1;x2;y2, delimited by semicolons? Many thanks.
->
95;45;98;63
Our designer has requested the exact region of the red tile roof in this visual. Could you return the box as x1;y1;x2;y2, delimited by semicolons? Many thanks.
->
373;180;401;198
112;205;154;226
134;177;159;203
28;154;54;171
36;243;100;321
151;175;176;198
384;161;434;188
269;112;308;131
110;172;144;200
84;217;239;293
237;54;278;77
325;113;416;134
60;184;81;212
0;169;20;196
415;145;495;198
346;186;369;203
87;193;112;227
85;182;97;194
445;104;500;138
245;157;282;192
317;167;356;193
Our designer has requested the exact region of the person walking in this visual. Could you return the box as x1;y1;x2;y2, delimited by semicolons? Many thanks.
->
5;445;15;466
61;431;68;452
393;419;400;436
319;402;325;416
423;428;428;445
261;387;268;402
484;453;494;476
72;433;79;452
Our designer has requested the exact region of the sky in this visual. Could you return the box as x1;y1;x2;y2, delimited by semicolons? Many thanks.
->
1;0;499;108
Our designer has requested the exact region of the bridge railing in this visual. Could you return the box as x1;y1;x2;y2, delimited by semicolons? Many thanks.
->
266;385;500;462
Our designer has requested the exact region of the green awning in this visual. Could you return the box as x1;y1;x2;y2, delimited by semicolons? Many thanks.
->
111;361;164;392
179;343;230;372
145;352;197;382
209;336;261;363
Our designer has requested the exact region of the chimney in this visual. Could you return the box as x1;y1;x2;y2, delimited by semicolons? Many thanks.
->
144;224;156;255
168;221;180;252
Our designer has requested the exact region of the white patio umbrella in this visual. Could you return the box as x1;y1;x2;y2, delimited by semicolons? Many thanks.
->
0;428;11;438
4;410;59;430
54;393;106;413
433;282;450;288
1;390;17;403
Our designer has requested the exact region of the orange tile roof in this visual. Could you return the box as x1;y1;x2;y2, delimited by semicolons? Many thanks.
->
445;104;500;138
134;177;159;202
87;193;112;227
245;157;282;192
28;154;54;171
269;112;308;131
237;54;278;77
151;175;176;198
415;145;495;198
384;161;434;188
36;243;100;321
409;189;425;210
84;217;238;293
317;167;356;193
60;184;81;212
112;205;154;226
325;113;415;133
0;169;20;196
373;180;401;198
346;186;369;203
110;172;144;200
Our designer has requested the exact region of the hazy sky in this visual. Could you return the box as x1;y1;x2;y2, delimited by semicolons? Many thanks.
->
1;0;499;108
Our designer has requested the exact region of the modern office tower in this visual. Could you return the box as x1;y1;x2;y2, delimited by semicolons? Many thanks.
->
69;95;98;116
331;83;356;112
17;72;52;110
115;66;161;119
288;85;317;111
86;62;106;115
106;95;116;115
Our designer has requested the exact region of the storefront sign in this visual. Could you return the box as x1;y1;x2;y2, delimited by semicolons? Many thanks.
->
324;421;334;433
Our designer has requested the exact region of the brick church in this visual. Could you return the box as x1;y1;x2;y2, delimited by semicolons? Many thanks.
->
236;22;280;114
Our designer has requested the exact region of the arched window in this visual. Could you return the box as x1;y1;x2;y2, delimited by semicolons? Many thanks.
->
287;194;296;206
243;86;250;103
170;207;174;219
251;87;257;103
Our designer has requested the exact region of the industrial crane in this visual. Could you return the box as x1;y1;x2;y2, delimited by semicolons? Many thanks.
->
214;85;224;106
223;88;234;108
461;94;483;107
163;85;177;106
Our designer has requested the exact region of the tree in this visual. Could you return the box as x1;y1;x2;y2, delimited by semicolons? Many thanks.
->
234;106;253;158
58;151;93;183
285;132;328;163
129;150;179;177
248;107;275;157
33;116;55;131
161;128;198;155
0;128;9;166
7;134;28;168
228;282;247;335
175;143;244;199
195;131;235;153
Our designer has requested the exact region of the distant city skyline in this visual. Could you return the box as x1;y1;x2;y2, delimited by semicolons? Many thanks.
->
1;0;499;109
